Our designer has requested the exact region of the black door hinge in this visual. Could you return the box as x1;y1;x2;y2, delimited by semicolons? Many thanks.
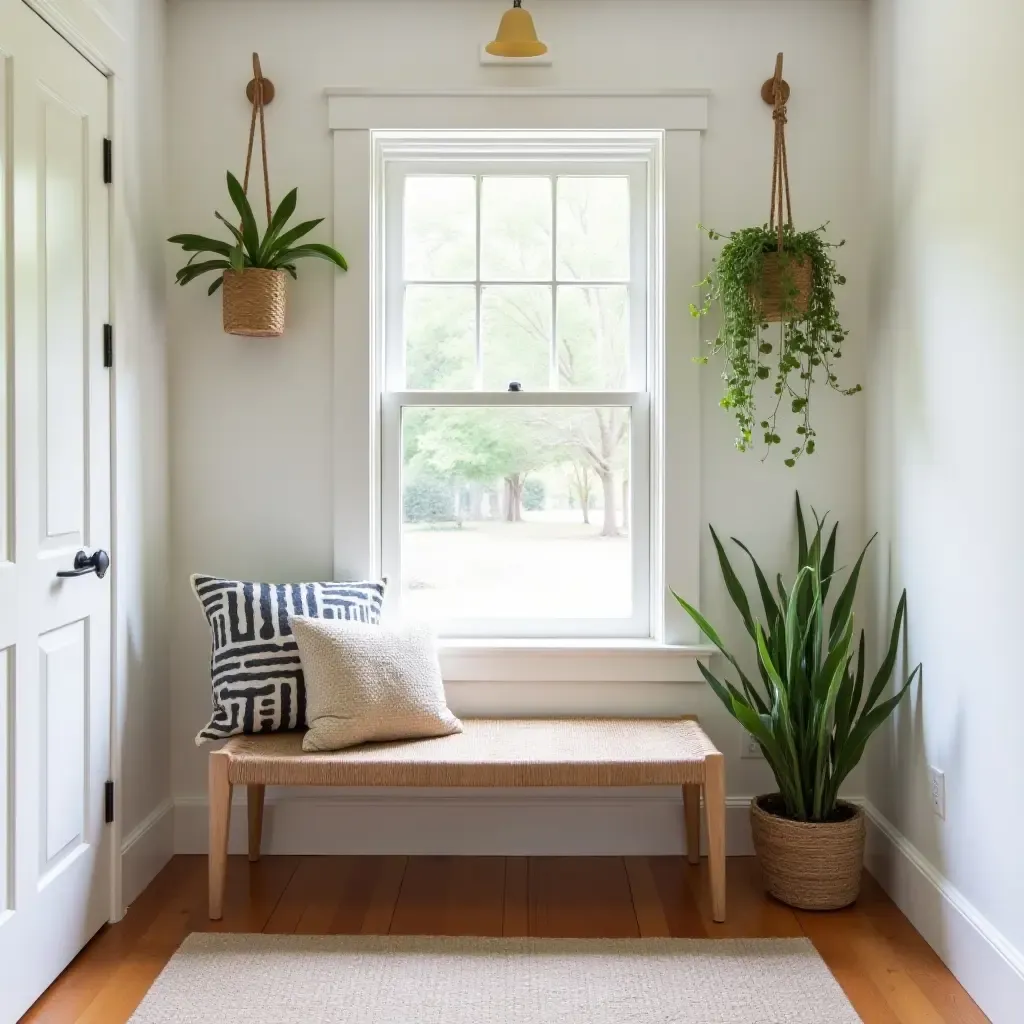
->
104;780;114;824
103;323;113;368
103;138;112;185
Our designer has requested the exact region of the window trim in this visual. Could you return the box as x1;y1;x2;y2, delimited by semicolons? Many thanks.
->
330;95;705;650
376;137;661;639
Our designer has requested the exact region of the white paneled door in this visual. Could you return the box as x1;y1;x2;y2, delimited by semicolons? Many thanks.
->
0;1;112;1020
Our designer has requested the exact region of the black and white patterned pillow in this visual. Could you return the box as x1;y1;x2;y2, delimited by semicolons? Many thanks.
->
192;574;386;744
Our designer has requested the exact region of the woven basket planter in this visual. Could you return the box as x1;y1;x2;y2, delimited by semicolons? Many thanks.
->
750;253;812;322
222;269;287;337
750;795;865;911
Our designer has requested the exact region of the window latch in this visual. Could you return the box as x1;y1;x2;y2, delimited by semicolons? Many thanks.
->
507;381;523;392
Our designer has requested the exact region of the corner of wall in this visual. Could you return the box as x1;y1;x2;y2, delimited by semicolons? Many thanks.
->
115;0;173;897
864;801;1024;1024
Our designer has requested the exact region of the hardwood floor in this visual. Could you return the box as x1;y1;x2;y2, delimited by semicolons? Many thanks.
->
23;855;987;1023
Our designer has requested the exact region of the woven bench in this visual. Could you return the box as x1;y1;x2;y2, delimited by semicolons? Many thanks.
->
208;716;726;922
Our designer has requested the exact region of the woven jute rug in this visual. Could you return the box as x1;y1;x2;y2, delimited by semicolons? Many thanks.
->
128;934;861;1023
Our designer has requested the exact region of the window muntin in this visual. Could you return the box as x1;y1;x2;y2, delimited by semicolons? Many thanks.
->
381;152;652;638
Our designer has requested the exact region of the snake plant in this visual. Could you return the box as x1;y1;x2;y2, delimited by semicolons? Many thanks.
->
673;495;921;822
169;171;348;295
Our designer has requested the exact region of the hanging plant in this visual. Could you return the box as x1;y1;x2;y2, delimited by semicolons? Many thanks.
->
167;54;348;337
168;171;347;337
690;55;860;465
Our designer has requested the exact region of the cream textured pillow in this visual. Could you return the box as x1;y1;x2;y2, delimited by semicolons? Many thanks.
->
290;616;462;752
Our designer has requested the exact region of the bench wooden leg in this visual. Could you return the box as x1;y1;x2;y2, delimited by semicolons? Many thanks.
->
247;784;265;862
682;783;701;865
209;751;232;920
703;751;726;923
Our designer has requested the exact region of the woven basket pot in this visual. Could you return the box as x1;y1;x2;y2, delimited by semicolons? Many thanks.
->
750;253;812;323
750;795;866;911
222;269;287;337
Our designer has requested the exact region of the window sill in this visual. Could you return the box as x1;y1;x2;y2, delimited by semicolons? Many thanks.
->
437;639;715;683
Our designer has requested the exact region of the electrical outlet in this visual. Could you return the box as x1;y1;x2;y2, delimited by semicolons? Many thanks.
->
929;766;946;819
741;732;764;759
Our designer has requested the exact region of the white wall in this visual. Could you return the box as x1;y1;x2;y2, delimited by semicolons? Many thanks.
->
866;0;1024;1019
115;0;172;904
166;0;871;838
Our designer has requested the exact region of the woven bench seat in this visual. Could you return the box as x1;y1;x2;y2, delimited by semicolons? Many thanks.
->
208;717;726;922
218;718;718;788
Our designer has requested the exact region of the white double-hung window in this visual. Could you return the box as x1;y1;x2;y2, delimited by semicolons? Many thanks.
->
379;136;660;639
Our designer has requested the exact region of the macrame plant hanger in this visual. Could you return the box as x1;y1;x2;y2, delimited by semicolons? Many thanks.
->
243;52;274;226
757;53;809;322
763;52;792;254
223;53;287;338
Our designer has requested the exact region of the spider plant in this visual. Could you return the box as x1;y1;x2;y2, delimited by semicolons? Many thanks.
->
168;171;348;295
673;495;921;822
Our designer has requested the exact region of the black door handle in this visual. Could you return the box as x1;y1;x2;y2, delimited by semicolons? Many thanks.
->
57;549;110;579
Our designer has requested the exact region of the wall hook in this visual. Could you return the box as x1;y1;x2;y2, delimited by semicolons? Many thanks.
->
761;52;790;107
245;52;275;106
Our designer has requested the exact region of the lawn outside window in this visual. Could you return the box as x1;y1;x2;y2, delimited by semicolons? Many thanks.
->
378;136;661;639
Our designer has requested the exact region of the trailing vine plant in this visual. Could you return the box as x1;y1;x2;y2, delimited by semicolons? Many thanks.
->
690;222;861;465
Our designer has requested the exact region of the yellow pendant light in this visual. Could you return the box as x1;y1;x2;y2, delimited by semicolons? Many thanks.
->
486;0;548;59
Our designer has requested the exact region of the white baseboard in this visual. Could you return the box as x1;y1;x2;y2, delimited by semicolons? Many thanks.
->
173;789;758;857
122;797;174;907
863;800;1024;1024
